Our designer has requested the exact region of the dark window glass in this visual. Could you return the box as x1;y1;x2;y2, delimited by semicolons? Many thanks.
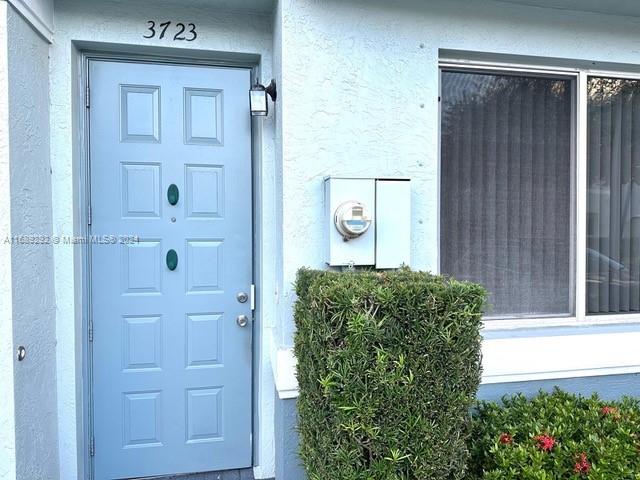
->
440;70;574;318
587;77;640;314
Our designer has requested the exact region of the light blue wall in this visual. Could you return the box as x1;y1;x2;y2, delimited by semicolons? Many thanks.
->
6;0;54;42
6;4;59;480
276;0;640;347
479;373;640;401
274;396;305;480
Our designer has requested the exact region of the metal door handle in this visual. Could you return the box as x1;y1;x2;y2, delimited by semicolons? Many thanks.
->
237;292;248;303
236;315;249;327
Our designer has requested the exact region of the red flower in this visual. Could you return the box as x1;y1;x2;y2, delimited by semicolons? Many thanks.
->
601;405;620;419
574;452;591;475
534;434;556;452
499;433;513;445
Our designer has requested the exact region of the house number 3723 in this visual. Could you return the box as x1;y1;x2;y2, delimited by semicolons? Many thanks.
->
143;21;197;41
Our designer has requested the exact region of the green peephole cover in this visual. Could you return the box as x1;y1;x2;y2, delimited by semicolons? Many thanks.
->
166;249;178;270
167;184;179;205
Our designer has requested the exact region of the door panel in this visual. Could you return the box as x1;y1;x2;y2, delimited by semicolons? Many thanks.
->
89;60;252;479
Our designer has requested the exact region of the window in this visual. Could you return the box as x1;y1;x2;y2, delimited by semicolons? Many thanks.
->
440;70;575;319
587;77;640;314
440;66;640;323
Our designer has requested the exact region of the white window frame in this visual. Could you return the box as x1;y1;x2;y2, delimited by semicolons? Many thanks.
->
438;59;640;331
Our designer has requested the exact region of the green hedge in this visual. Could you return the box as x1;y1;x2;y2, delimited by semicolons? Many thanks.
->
469;389;640;479
294;268;486;480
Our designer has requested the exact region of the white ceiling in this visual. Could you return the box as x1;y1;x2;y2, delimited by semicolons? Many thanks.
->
494;0;640;17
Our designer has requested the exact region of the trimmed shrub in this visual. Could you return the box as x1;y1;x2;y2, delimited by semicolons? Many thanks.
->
294;268;486;480
469;388;640;479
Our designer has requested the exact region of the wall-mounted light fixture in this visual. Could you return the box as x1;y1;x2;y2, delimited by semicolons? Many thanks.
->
249;79;277;116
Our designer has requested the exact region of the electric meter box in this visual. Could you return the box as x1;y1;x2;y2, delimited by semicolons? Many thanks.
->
324;177;376;266
324;176;411;268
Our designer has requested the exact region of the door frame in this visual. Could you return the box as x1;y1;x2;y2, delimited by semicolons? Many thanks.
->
78;47;264;479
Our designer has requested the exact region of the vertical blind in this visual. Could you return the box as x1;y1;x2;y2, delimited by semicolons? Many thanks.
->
440;71;574;318
587;77;640;314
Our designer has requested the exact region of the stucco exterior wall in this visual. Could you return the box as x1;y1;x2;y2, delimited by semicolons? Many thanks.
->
0;4;59;480
270;0;640;392
8;7;58;477
50;1;276;478
276;0;640;346
7;5;59;479
6;0;53;42
0;4;17;480
272;0;285;349
274;396;304;480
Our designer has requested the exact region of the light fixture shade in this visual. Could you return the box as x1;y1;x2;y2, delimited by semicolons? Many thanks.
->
249;88;268;116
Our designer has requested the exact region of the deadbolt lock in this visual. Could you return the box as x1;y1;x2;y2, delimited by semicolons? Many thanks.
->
237;292;249;303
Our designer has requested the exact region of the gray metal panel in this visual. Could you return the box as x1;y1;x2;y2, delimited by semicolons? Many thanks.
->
375;179;411;269
89;60;253;479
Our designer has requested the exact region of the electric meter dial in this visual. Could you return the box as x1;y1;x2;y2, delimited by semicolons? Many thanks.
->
334;200;372;240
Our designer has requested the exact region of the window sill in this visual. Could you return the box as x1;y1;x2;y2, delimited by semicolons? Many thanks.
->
482;326;640;383
482;314;640;331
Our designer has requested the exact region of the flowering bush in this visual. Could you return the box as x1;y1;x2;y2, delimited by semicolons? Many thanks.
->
468;388;640;479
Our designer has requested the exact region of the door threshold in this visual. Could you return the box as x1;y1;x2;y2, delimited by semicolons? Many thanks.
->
131;468;255;480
